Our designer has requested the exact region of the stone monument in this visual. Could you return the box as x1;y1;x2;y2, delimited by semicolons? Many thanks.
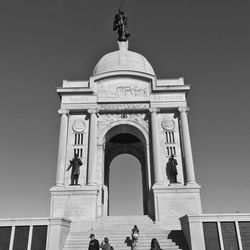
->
1;11;250;250
50;28;202;230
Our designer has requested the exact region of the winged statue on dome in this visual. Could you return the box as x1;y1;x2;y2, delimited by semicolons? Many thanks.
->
113;7;130;42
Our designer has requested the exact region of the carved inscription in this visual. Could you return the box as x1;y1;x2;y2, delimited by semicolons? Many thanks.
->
62;95;96;104
150;94;185;102
99;103;149;111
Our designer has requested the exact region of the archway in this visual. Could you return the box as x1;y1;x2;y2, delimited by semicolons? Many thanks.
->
109;154;143;215
103;124;150;215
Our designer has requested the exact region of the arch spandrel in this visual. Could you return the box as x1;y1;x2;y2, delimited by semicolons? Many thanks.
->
97;118;149;146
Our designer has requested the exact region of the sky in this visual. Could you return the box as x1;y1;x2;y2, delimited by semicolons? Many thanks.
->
0;0;250;218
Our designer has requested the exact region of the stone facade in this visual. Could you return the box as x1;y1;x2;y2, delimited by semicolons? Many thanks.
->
1;40;248;250
50;41;202;231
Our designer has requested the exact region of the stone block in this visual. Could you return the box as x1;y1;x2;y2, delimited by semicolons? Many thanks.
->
153;184;202;230
50;186;98;223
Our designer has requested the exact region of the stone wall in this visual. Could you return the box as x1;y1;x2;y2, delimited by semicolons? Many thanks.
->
181;214;250;250
0;217;71;250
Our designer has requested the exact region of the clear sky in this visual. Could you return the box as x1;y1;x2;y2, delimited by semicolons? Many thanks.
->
0;0;250;218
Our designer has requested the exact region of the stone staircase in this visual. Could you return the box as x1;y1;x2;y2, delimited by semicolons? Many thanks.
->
63;215;186;250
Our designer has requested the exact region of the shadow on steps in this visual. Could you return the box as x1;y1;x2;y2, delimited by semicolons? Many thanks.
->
168;230;190;250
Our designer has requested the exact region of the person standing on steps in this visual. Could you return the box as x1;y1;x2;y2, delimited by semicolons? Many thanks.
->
88;234;99;250
100;237;111;250
131;225;139;249
149;238;163;250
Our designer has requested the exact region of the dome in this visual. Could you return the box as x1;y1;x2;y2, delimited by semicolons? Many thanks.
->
93;41;155;76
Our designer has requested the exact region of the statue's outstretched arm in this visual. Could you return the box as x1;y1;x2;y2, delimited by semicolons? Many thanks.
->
66;164;72;171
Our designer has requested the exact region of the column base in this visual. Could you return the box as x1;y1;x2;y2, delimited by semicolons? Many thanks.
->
185;181;199;186
87;182;98;186
54;183;64;187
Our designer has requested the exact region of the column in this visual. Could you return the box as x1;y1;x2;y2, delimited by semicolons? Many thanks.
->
55;109;69;186
27;225;33;250
217;222;225;250
87;108;99;185
178;106;196;184
9;226;15;250
149;108;164;185
235;221;243;250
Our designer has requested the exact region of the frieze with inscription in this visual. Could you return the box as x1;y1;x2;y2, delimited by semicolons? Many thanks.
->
62;95;97;104
150;94;185;102
99;103;149;111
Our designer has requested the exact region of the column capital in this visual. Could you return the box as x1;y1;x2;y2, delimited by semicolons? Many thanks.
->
178;106;190;113
87;107;99;114
58;109;69;116
149;107;160;113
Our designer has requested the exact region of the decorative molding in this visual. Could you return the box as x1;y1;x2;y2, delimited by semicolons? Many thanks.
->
149;107;160;113
87;108;99;114
97;80;150;101
178;106;190;113
97;113;149;135
72;120;86;133
161;119;175;131
58;109;69;115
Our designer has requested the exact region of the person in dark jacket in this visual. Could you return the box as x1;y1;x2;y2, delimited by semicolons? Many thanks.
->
88;234;99;250
149;238;163;250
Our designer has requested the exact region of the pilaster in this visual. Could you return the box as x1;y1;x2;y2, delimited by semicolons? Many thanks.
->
87;108;99;186
178;106;196;185
149;108;164;185
55;109;69;186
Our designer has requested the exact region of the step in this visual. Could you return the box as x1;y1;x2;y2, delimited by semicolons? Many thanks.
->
62;216;184;250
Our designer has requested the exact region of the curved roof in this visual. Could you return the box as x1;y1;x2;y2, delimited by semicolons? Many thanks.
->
93;41;155;76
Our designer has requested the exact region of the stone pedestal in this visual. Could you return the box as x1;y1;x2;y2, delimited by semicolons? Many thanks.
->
50;186;98;231
47;218;71;250
152;184;202;230
180;215;206;250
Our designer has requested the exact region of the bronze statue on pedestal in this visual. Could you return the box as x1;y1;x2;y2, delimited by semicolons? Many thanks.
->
166;154;178;183
66;153;83;185
113;8;130;42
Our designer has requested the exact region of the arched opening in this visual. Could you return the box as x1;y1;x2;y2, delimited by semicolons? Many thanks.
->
109;154;143;215
103;124;150;216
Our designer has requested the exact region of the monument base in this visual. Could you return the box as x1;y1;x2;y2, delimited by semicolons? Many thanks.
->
152;183;202;230
50;185;98;231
